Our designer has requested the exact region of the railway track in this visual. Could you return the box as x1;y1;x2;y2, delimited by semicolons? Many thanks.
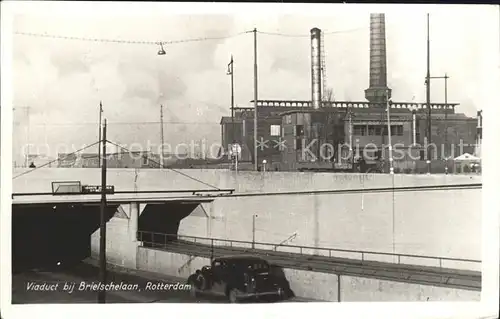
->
145;240;481;291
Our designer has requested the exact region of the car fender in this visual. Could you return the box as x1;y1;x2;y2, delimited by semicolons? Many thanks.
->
191;270;212;290
187;274;198;286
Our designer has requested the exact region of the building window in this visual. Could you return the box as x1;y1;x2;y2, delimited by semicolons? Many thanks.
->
368;125;376;136
285;115;292;124
396;125;404;136
270;125;281;136
353;125;367;136
375;126;382;136
295;125;304;136
390;125;404;136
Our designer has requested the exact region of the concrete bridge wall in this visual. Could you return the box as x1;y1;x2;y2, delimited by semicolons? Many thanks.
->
14;168;482;264
88;213;480;301
134;247;480;302
90;208;141;270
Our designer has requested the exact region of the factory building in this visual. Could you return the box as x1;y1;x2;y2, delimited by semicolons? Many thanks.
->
220;102;301;168
220;13;478;172
278;100;476;172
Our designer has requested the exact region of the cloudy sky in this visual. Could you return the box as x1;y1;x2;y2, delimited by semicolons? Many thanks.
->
7;3;499;161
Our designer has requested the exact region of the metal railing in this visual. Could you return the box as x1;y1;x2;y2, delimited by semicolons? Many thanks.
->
137;231;481;271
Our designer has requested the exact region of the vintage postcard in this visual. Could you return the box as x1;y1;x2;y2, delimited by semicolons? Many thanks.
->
1;2;499;319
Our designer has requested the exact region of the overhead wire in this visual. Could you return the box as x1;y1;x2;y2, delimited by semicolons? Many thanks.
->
105;139;220;190
13;30;253;45
12;137;222;190
13;121;224;126
13;25;369;46
12;140;101;179
256;26;368;38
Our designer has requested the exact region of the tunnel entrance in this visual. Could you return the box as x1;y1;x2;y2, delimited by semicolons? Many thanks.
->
12;203;118;273
138;202;201;247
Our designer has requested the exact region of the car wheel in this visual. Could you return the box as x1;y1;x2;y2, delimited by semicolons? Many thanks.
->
188;279;198;298
228;288;239;303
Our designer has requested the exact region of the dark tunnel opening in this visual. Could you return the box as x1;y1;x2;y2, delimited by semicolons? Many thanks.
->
12;203;118;273
138;202;200;247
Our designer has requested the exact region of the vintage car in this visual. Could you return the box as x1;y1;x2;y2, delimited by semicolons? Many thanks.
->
187;255;289;303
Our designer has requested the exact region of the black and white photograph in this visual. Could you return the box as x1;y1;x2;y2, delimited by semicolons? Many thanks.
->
1;2;499;319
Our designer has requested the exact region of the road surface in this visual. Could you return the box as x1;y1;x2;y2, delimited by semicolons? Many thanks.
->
12;260;224;304
12;259;310;304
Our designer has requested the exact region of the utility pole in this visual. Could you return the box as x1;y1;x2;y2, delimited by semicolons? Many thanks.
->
252;214;257;249
253;28;259;171
429;74;449;158
425;13;432;174
98;119;107;303
386;90;394;174
228;55;235;143
444;73;448;158
347;107;353;166
98;101;103;168
26;106;31;167
160;104;165;168
227;55;236;170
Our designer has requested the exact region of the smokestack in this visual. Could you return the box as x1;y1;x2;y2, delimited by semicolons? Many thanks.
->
364;13;391;104
311;27;322;109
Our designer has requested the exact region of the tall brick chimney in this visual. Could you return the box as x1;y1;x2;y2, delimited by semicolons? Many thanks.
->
364;13;391;104
310;27;322;109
